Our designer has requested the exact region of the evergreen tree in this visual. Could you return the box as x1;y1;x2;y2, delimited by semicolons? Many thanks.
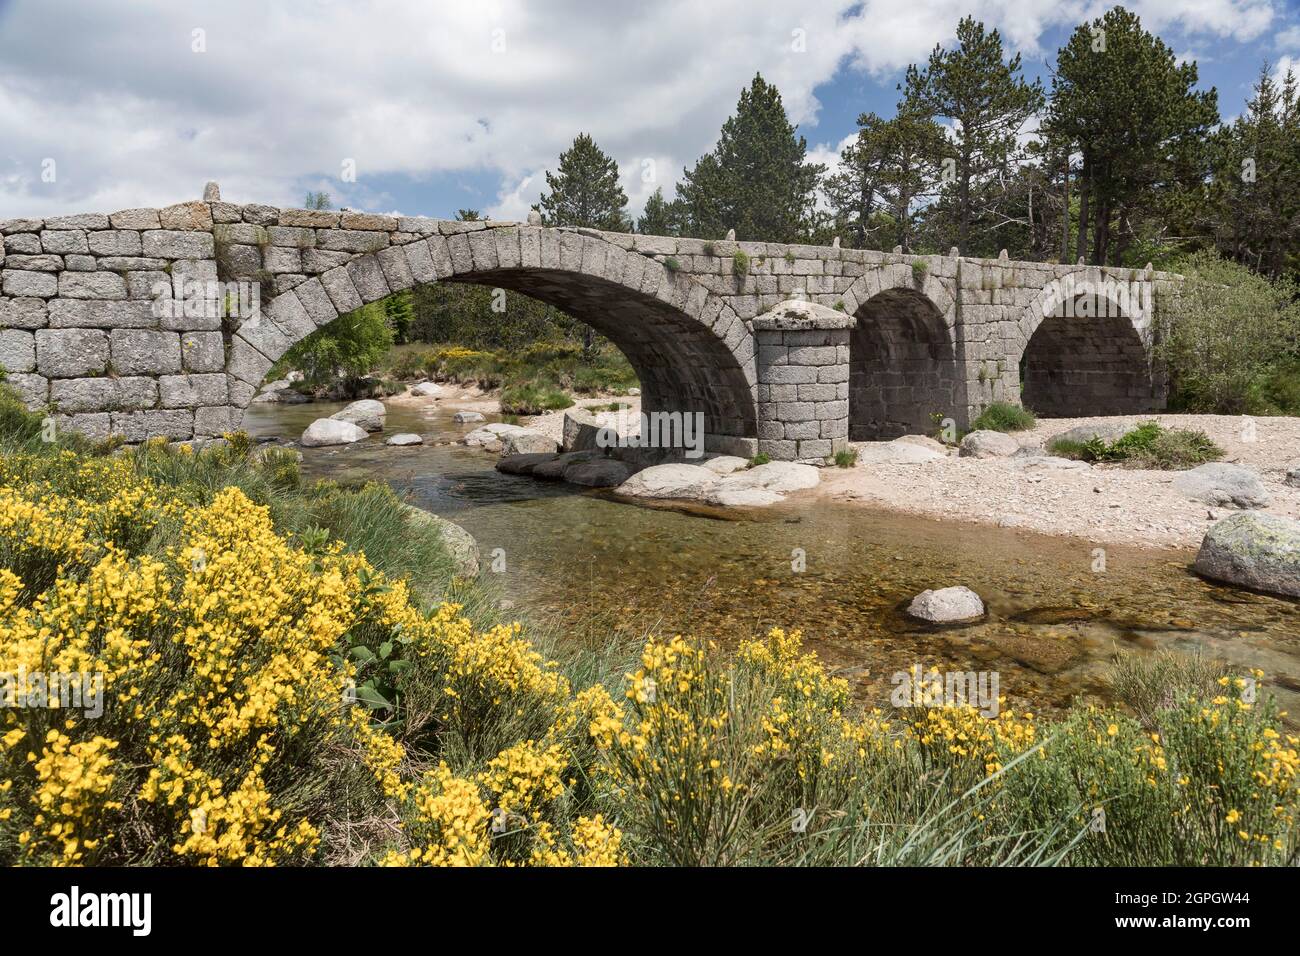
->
1203;65;1300;277
678;74;825;242
1047;6;1217;264
636;187;685;235
904;16;1043;255
534;133;631;230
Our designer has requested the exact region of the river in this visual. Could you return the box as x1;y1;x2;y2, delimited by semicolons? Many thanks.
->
243;397;1300;719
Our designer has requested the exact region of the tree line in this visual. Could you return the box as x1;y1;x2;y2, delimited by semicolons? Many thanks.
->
542;5;1300;280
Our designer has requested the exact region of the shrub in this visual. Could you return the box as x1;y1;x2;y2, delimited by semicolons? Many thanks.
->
833;448;858;467
970;402;1036;432
1160;252;1300;414
1048;422;1222;469
732;250;750;278
499;380;575;415
276;303;393;389
912;260;928;284
747;452;770;467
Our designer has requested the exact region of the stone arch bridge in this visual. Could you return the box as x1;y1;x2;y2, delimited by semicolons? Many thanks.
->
0;188;1182;461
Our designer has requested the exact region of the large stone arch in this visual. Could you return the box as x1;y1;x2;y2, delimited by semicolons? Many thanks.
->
227;228;759;452
1013;269;1160;417
840;266;961;439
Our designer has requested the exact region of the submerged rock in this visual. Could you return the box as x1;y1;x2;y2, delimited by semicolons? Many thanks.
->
385;433;423;446
1173;463;1270;509
703;485;784;508
453;410;485;423
906;586;986;623
300;418;368;447
496;453;557;476
532;451;599;480
564;458;631;487
958;430;1019;458
1193;512;1300;597
401;504;480;578
330;398;386;432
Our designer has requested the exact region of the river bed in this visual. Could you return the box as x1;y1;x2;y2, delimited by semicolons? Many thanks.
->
243;398;1300;719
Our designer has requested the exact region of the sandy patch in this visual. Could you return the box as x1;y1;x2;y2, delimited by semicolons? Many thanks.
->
818;414;1300;551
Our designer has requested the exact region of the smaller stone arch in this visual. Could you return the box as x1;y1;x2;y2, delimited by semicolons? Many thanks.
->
842;265;960;439
1015;268;1160;417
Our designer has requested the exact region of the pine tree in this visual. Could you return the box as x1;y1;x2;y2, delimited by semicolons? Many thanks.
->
1047;6;1217;264
636;187;685;235
1204;66;1300;277
534;133;631;230
905;17;1043;255
678;74;825;242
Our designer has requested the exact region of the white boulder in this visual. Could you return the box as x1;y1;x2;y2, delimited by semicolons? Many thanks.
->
301;418;368;447
330;398;386;432
906;586;985;623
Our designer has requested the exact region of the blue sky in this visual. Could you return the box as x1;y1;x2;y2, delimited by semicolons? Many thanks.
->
2;1;1298;221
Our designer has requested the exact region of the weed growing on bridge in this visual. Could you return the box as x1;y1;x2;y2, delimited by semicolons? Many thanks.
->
732;250;750;278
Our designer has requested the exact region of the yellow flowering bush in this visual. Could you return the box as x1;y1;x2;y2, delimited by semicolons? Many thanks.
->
1;427;1294;868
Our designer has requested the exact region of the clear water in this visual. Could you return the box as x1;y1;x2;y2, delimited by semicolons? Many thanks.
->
243;399;1300;719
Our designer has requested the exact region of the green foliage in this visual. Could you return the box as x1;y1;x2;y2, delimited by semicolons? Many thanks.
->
1048;422;1223;469
1046;6;1217;265
277;303;393;390
911;260;929;284
1108;650;1231;730
832;448;858;468
499;380;575;415
677;74;825;242
535;133;631;231
731;249;750;277
970;401;1036;432
827;107;948;252
637;187;685;236
1204;67;1300;278
303;191;332;210
904;16;1043;255
1159;252;1300;414
748;452;771;467
663;256;681;272
383;289;415;343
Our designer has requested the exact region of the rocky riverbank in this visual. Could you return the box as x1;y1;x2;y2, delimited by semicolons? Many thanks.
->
820;413;1300;552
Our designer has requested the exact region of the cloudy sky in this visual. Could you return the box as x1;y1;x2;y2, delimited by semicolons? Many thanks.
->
1;0;1296;222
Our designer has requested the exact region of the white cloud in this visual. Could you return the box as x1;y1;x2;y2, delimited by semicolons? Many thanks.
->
0;0;1283;218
